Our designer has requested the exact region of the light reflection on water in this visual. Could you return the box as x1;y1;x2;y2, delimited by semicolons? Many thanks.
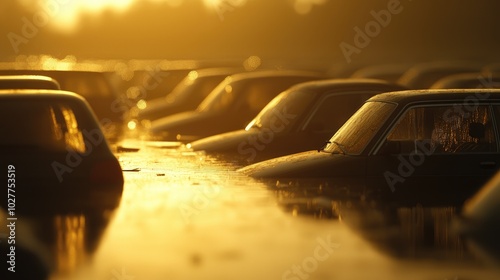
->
5;140;498;279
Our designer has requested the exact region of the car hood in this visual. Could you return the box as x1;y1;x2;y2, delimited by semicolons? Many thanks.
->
149;110;220;141
151;110;209;132
189;129;259;152
239;150;363;178
138;98;178;119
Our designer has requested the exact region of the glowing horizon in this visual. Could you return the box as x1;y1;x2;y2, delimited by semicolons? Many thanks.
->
18;0;325;33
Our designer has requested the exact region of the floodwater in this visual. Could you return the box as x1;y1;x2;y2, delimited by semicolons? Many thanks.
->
4;139;500;280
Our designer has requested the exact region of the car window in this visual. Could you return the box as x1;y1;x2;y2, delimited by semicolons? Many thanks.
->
248;88;316;132
0;100;89;153
324;101;397;155
303;92;374;134
386;105;497;154
166;75;224;104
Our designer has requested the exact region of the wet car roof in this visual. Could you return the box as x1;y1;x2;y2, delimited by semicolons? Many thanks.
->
286;78;407;92
0;89;87;101
225;70;324;82
0;75;61;90
368;88;500;104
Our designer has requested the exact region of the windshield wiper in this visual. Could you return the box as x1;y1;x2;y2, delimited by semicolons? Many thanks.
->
318;140;346;155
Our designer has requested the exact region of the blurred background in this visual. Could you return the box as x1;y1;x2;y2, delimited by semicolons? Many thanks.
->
1;0;499;64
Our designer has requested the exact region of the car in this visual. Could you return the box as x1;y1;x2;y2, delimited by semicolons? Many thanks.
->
458;170;500;264
350;64;411;83
149;71;325;142
398;61;485;89
240;89;500;205
127;68;245;132
0;89;124;212
0;68;124;141
0;75;61;90
187;79;408;163
431;72;500;89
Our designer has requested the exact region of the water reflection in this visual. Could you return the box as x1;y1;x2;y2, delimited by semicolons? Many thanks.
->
0;183;121;279
0;209;118;279
272;185;472;261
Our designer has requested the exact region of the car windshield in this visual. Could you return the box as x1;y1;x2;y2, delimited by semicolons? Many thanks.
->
165;74;224;104
246;87;316;132
196;77;235;113
323;101;397;155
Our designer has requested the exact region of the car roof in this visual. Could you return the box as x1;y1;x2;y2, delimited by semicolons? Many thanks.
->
188;67;246;77
287;78;407;93
226;70;324;82
368;89;500;105
397;61;485;88
0;75;61;90
431;72;500;89
0;89;87;102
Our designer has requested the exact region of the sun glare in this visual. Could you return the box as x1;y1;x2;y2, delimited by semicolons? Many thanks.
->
16;0;136;32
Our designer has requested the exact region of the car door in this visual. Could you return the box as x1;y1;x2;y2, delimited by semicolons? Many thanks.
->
367;103;500;204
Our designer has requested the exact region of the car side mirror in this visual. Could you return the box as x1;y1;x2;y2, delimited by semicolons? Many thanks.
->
380;140;401;155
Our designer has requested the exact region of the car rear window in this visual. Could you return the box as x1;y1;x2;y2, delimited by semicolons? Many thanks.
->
0;99;93;153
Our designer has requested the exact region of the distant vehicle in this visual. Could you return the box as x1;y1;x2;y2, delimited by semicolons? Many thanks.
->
0;75;60;90
128;68;244;131
350;64;411;83
459;170;500;263
240;89;500;205
149;71;325;142
0;89;123;211
398;61;484;89
188;79;407;163
431;72;500;89
0;69;123;141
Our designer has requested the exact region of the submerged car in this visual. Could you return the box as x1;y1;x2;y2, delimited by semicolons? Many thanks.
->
0;75;60;90
240;89;500;205
0;89;124;211
458;170;500;264
350;64;411;83
398;61;484;89
0;69;123;141
128;68;243;130
431;72;500;89
188;79;407;163
149;71;324;142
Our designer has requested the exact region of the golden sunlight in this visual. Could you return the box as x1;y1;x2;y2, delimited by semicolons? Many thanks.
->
16;0;135;32
20;0;184;32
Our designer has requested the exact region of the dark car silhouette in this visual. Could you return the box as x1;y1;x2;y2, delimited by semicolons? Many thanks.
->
127;68;244;132
149;71;325;142
0;69;123;141
188;79;407;163
398;61;485;89
0;89;124;212
240;89;500;205
431;72;500;89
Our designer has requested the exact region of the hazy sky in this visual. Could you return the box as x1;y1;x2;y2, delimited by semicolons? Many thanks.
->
1;0;500;66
